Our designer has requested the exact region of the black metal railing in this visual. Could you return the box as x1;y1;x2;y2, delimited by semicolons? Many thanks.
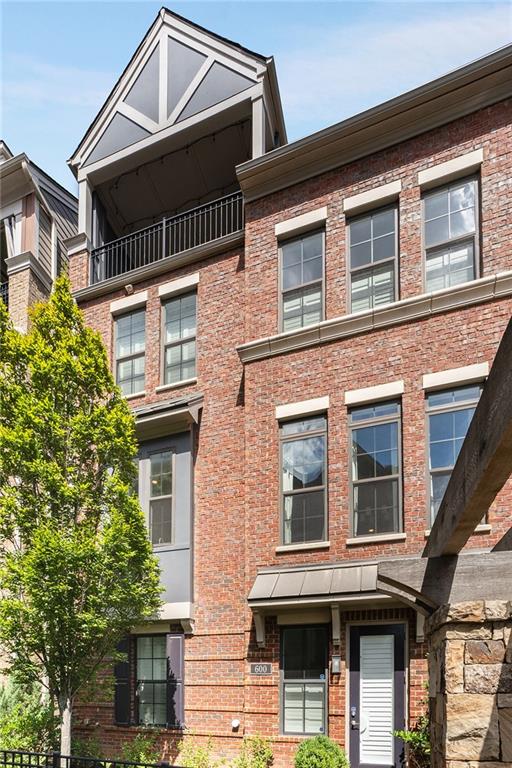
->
0;281;8;307
90;191;244;284
0;750;180;768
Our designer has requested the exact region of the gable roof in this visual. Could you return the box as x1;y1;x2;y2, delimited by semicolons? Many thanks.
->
68;7;284;175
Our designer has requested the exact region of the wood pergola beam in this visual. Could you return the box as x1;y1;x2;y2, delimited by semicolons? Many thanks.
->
378;550;512;608
424;318;512;557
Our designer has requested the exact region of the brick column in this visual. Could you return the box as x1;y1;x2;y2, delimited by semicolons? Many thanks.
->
64;233;91;292
427;601;512;767
6;251;51;333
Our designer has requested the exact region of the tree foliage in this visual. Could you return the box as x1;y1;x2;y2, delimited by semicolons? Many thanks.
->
0;277;161;751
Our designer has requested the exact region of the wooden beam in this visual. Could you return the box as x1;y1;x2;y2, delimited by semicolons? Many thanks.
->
424;318;512;557
378;550;512;607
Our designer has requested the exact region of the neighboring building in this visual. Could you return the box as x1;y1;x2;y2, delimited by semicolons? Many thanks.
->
0;140;78;330
67;8;512;766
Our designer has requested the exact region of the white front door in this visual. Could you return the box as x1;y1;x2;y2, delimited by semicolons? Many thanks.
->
349;625;405;768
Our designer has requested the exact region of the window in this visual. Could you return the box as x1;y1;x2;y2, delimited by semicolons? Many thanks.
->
115;309;145;395
350;401;401;537
163;292;197;385
280;415;327;545
281;626;327;735
280;231;324;332
348;206;398;312
423;177;478;292
149;450;173;546
136;636;167;726
114;633;185;728
426;384;481;524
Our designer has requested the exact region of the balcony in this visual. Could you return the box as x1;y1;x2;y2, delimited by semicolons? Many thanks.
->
0;281;8;307
90;191;243;284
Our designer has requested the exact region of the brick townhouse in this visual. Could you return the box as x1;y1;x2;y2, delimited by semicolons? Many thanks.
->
66;8;512;767
0;139;77;329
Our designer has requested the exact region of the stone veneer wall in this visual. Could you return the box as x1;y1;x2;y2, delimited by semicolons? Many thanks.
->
427;600;512;767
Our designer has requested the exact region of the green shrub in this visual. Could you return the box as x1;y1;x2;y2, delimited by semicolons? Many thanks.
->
71;733;104;760
294;736;349;768
233;736;273;768
121;732;161;764
395;712;430;768
178;736;227;768
0;680;58;751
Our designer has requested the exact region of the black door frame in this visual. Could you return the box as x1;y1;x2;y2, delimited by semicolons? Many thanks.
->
348;623;406;768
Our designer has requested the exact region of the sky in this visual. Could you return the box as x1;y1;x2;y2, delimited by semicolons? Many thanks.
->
1;0;511;194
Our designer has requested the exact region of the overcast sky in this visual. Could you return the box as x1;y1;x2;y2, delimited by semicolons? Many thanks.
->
1;0;511;193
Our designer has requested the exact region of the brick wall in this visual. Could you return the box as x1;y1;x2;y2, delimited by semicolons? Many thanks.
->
71;98;512;765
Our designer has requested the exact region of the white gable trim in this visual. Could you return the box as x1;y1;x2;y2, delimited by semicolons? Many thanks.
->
73;12;264;170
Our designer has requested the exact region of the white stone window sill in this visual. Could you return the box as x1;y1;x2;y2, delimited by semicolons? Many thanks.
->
275;540;330;553
156;378;197;393
346;532;407;546
125;390;146;400
424;523;491;538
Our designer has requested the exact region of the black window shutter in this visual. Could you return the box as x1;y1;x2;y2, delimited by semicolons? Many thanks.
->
166;633;184;727
114;637;131;726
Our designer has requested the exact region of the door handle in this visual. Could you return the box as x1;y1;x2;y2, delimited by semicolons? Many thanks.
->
350;706;359;729
350;718;359;729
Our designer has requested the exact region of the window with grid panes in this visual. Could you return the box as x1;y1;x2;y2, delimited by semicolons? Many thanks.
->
136;636;167;726
149;450;173;546
163;292;197;385
348;206;397;312
280;231;324;332
349;401;402;537
423;178;478;292
114;309;145;396
280;415;327;545
281;626;327;735
426;384;481;524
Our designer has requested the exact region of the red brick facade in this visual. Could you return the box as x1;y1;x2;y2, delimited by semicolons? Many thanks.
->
71;98;512;765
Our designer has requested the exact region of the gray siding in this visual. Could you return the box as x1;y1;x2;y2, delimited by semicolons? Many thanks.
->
38;206;52;274
138;432;193;605
43;191;78;275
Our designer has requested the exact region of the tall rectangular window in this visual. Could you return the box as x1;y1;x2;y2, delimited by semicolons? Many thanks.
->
281;415;327;545
281;626;327;735
423;177;478;292
163;292;197;385
350;401;401;537
149;450;173;546
115;309;145;396
348;207;397;312
280;231;324;332
136;636;167;726
427;384;481;524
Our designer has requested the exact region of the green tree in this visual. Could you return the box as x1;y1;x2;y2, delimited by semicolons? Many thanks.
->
0;277;161;755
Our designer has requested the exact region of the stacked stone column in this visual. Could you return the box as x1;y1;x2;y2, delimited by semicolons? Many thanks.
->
427;600;512;767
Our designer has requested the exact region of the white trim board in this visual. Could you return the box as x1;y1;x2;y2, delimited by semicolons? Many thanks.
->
345;380;404;406
110;290;148;315
158;272;199;298
418;148;484;188
343;180;401;216
275;395;330;420
422;362;489;390
275;206;328;238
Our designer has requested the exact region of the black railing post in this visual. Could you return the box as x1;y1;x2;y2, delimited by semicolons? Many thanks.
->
161;217;167;261
52;751;60;768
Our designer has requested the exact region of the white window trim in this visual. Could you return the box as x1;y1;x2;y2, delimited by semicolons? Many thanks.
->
110;290;148;315
275;396;329;420
275;206;327;239
344;380;404;406
158;272;199;299
418;148;484;189
343;180;402;216
422;362;489;391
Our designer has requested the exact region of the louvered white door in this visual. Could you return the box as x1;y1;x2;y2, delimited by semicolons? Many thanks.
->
359;634;394;765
